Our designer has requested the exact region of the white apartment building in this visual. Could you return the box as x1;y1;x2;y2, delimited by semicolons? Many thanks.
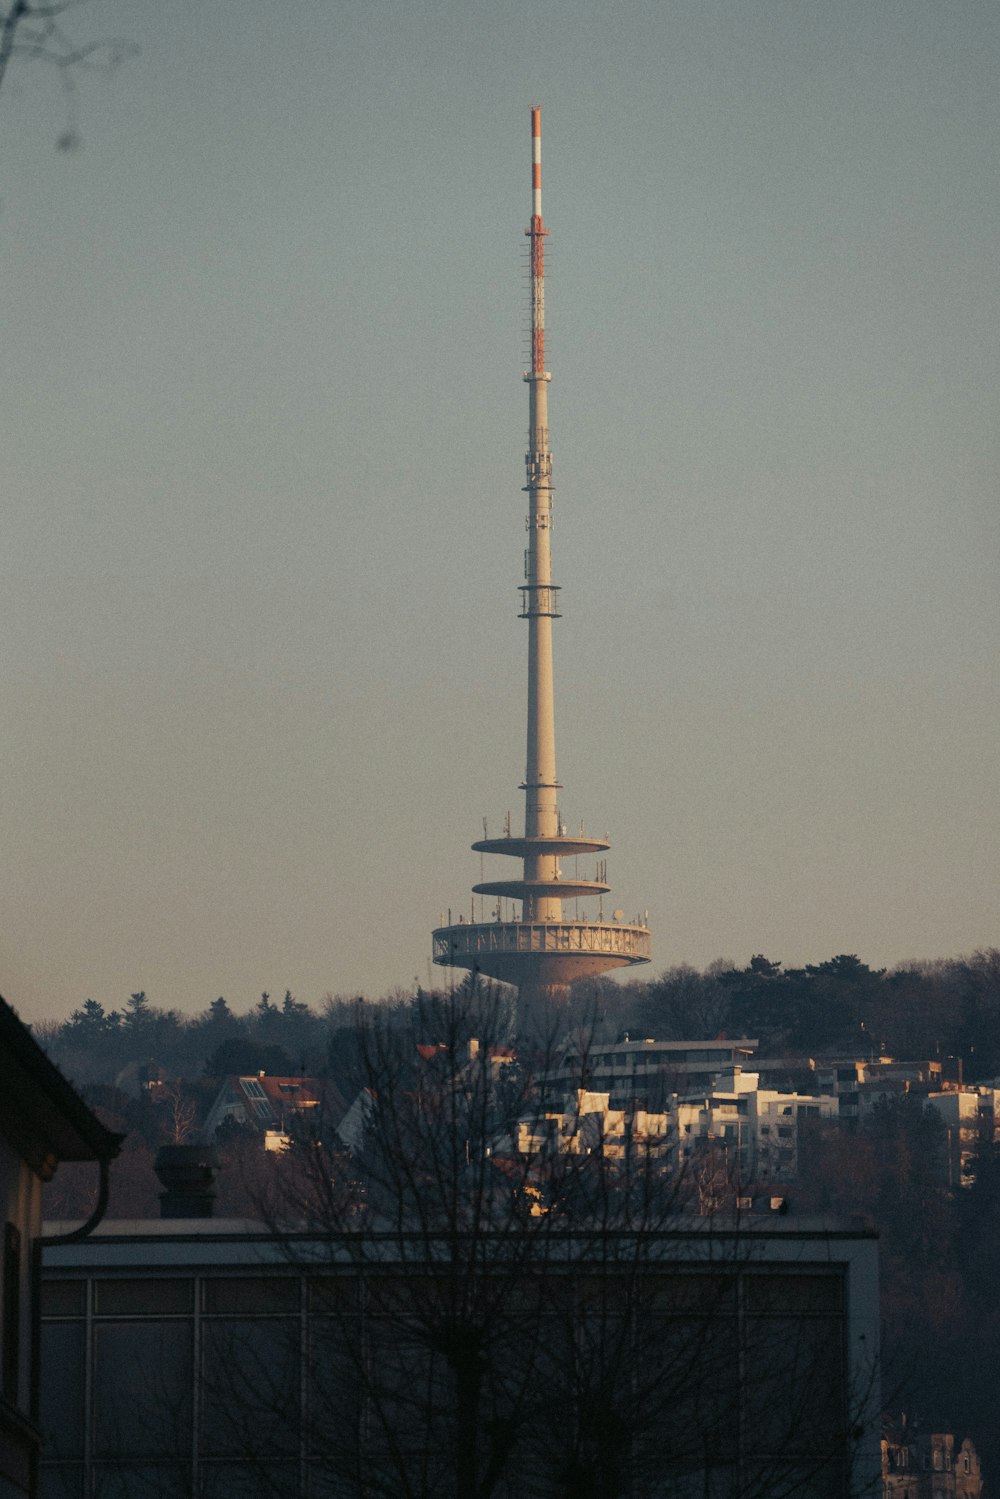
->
925;1087;1000;1186
816;1059;1000;1185
514;1067;838;1184
674;1068;838;1184
548;1037;759;1102
513;1088;672;1161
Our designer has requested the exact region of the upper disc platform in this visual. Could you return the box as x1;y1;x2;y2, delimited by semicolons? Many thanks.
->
472;878;611;902
472;835;611;859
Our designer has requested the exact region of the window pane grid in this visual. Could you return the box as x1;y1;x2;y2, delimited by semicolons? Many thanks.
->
39;1263;854;1497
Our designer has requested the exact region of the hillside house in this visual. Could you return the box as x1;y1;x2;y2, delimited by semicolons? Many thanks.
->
883;1426;983;1499
203;1075;337;1147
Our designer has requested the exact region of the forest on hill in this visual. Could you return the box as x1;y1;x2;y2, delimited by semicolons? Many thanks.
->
30;947;1000;1092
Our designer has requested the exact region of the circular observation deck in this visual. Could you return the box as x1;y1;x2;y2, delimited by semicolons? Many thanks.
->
432;919;651;989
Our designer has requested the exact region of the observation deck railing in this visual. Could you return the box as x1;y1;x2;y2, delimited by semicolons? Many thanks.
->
432;920;652;966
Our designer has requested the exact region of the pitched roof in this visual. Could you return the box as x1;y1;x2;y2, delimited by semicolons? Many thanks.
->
236;1074;325;1108
0;994;123;1176
208;1074;345;1132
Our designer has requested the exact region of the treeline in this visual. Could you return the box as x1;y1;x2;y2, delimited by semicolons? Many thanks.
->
623;948;1000;1070
33;987;364;1090
32;947;1000;1093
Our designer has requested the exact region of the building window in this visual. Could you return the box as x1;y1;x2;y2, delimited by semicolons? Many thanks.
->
95;1279;193;1317
39;1258;856;1496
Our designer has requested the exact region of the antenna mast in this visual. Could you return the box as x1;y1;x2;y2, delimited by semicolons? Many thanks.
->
520;105;561;922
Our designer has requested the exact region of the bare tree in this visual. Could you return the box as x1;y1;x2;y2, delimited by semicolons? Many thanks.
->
160;1078;197;1146
0;0;135;148
205;981;879;1499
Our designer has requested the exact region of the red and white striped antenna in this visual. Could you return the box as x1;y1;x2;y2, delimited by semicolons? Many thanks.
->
528;104;547;378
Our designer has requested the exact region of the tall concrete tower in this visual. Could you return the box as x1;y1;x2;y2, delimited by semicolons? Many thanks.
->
432;107;651;1010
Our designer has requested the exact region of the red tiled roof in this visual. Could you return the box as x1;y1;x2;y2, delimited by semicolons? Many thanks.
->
227;1075;346;1123
237;1075;323;1105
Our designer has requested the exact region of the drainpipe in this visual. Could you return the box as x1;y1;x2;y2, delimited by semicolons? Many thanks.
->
32;1152;119;1497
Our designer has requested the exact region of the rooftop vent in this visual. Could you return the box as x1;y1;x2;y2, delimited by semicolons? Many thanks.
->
154;1145;219;1219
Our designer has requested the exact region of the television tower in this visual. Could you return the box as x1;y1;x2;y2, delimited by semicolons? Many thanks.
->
432;107;651;1010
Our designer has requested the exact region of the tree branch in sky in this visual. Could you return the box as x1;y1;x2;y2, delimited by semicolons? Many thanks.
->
0;0;136;148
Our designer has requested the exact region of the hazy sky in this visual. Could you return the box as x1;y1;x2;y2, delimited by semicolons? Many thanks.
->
3;0;997;1023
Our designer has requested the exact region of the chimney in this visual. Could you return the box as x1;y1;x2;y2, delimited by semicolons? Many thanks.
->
154;1144;219;1219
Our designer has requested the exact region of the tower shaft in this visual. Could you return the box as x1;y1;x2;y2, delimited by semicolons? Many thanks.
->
522;105;561;921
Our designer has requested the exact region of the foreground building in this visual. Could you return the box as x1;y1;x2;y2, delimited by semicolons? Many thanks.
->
41;1208;880;1499
0;996;121;1499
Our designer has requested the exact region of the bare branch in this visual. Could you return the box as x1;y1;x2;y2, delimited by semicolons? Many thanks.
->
0;0;136;146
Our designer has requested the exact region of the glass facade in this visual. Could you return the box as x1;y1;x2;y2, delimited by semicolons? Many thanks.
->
39;1254;861;1499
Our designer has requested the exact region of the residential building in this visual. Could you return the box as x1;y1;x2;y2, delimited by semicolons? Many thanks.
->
549;1036;759;1103
674;1068;838;1184
882;1425;983;1499
812;1057;1000;1185
202;1075;336;1145
815;1060;944;1126
514;1067;837;1186
924;1090;1000;1187
512;1087;671;1161
0;995;120;1499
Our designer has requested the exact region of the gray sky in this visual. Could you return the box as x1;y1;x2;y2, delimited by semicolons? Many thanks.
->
3;0;997;1022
